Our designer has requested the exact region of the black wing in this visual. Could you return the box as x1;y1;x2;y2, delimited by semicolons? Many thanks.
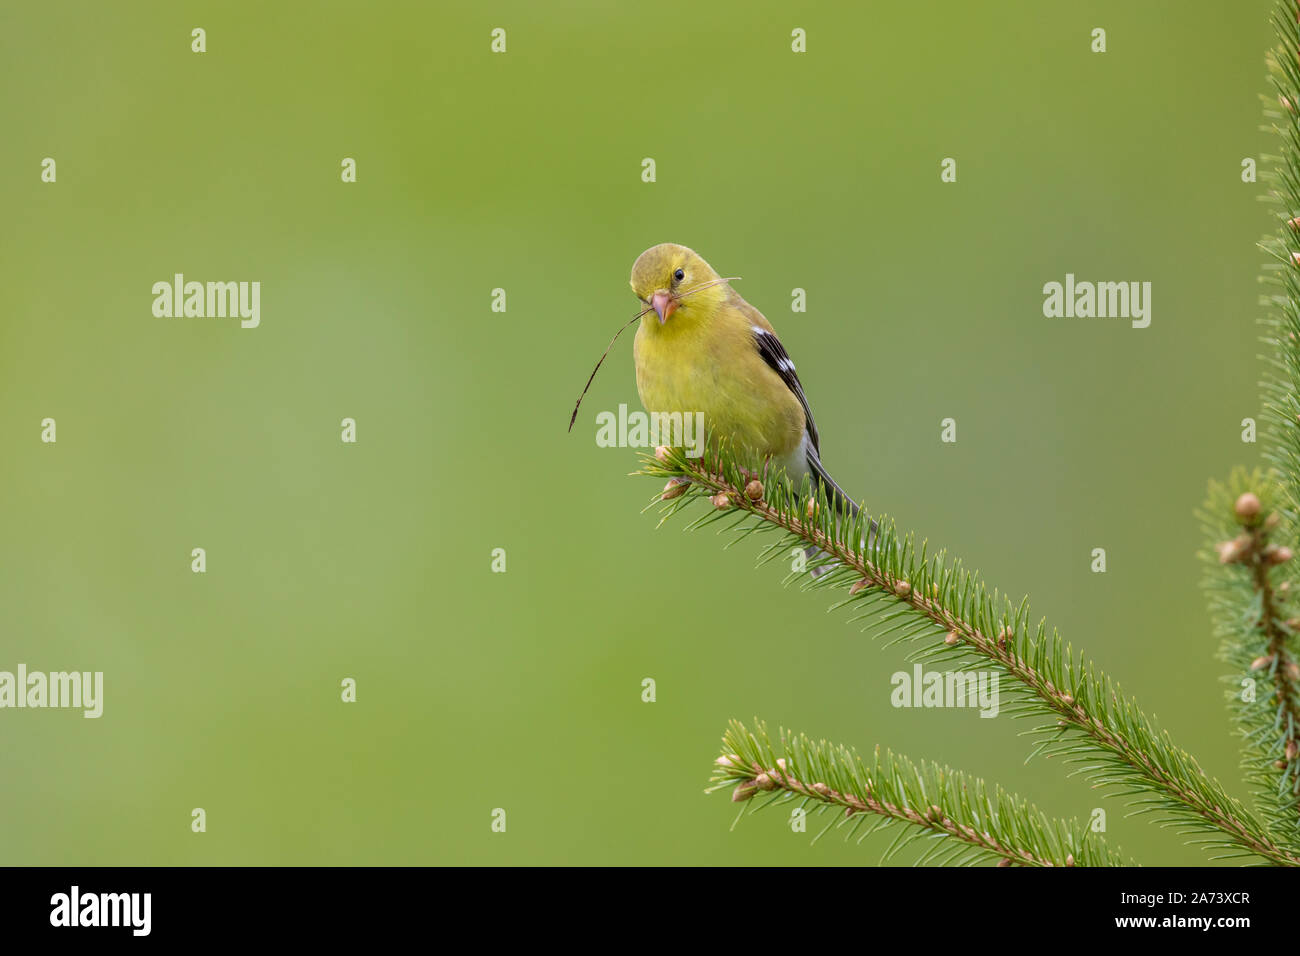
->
752;324;864;520
751;325;819;455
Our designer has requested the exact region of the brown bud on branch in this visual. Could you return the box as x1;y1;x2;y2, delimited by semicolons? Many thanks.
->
661;479;688;500
732;781;759;802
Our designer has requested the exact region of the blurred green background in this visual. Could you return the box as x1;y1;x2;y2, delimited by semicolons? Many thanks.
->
0;0;1281;865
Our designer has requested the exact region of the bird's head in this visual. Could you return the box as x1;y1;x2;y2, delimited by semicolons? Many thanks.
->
629;243;732;327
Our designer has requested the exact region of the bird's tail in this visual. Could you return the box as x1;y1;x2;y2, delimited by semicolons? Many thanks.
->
804;452;879;577
807;453;858;516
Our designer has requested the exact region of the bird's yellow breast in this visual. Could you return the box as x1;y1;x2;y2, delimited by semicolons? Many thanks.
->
633;299;805;464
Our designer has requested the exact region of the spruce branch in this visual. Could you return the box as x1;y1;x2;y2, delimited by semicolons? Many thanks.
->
711;719;1132;867
1260;5;1300;527
1218;1;1300;845
638;443;1300;865
1202;473;1300;848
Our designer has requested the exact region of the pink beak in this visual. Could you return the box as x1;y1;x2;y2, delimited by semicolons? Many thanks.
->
651;291;678;324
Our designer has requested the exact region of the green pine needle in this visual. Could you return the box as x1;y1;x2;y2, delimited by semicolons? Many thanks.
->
711;719;1131;867
637;439;1298;865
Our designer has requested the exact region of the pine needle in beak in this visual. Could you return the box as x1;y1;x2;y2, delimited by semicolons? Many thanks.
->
566;278;737;432
567;307;652;431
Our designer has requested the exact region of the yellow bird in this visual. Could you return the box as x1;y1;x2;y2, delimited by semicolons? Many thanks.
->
629;242;862;518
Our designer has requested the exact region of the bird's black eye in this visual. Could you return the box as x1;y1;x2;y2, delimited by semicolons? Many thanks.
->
673;268;684;282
